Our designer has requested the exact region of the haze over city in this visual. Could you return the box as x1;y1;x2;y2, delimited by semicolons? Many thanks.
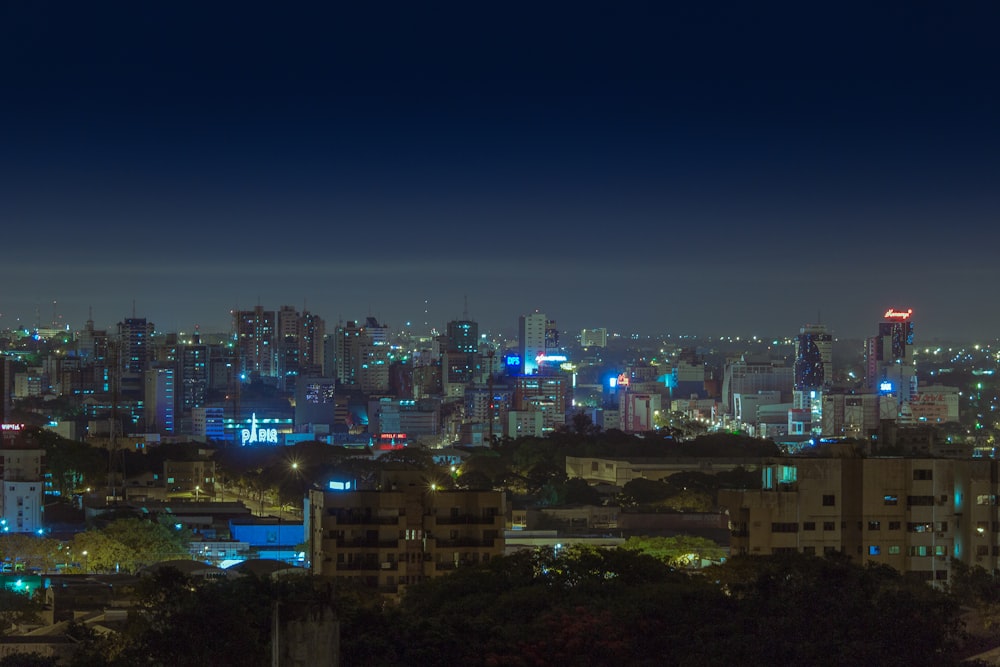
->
3;4;999;338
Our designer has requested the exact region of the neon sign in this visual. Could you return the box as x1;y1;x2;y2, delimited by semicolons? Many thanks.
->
241;413;278;446
617;373;630;387
536;354;568;363
0;424;23;432
328;480;352;491
879;381;894;393
883;308;913;320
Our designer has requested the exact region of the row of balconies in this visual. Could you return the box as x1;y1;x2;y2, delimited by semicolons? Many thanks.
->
329;536;497;549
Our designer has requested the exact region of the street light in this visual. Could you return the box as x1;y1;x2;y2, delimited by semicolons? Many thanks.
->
82;550;88;573
195;485;200;501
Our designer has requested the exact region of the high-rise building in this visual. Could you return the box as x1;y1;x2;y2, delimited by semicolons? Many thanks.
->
518;311;547;375
794;324;832;390
144;368;175;434
234;306;277;381
179;337;209;414
865;308;917;406
446;320;478;354
118;317;154;375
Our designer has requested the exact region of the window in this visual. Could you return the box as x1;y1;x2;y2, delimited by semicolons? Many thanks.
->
802;546;816;555
802;522;816;531
823;521;836;531
772;522;799;533
868;521;881;530
822;494;835;506
913;469;933;481
977;545;989;557
884;495;898;506
823;546;837;555
888;521;901;530
907;495;935;507
869;546;881;556
908;523;932;533
908;546;929;557
888;546;901;555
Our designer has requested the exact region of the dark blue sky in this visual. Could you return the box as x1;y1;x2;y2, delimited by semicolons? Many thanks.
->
2;3;999;339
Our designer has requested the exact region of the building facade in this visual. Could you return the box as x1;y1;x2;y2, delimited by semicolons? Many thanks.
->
720;457;1000;587
306;471;505;594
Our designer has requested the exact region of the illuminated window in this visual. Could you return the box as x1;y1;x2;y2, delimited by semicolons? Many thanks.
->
869;546;881;556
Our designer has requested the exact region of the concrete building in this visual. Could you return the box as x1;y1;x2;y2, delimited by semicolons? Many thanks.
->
306;470;505;594
518;311;547;375
513;374;567;432
579;328;607;349
720;457;1000;587
143;368;175;435
722;356;794;416
619;391;660;433
566;455;759;488
0;448;45;533
234;306;277;381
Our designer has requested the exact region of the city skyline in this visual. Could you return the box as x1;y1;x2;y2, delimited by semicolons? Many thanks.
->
2;4;999;340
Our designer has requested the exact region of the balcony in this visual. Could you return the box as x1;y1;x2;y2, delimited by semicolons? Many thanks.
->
433;514;501;526
335;562;382;572
330;513;401;526
433;538;496;548
335;538;400;549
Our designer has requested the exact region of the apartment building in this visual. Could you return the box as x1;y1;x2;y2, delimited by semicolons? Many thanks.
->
306;470;505;594
720;457;1000;587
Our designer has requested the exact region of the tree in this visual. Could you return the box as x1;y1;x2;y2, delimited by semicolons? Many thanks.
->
68;531;135;574
0;586;43;634
621;534;726;567
101;518;190;568
0;534;60;572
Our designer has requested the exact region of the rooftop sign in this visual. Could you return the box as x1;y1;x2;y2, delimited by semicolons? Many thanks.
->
883;308;913;320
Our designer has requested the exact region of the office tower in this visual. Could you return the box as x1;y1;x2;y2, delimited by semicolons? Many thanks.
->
518;311;547;375
446;319;478;354
793;323;833;437
795;324;832;390
234;306;277;381
865;307;917;402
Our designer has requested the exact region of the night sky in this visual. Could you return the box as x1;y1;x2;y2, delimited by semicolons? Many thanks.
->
2;3;999;340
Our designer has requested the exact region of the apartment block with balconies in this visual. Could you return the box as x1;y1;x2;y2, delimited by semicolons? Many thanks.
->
307;470;505;595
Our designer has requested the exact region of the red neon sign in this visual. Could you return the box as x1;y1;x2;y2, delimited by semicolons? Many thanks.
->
883;308;913;320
